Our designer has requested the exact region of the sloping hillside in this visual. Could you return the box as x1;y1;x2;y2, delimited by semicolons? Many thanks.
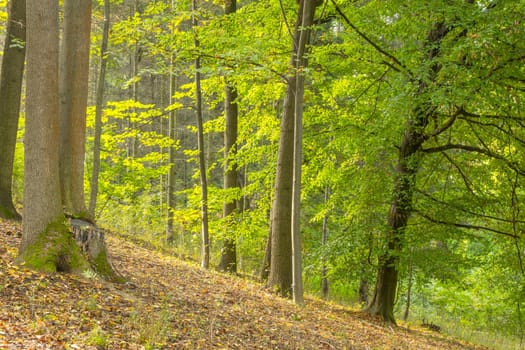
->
0;219;484;349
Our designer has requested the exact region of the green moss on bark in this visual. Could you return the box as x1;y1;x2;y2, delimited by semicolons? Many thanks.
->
92;249;126;283
17;219;90;273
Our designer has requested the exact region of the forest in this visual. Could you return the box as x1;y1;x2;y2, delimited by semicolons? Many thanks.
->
1;0;525;348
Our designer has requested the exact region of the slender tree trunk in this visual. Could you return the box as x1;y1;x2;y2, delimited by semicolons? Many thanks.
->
260;225;272;280
321;185;330;299
403;256;414;321
0;0;25;220
218;82;239;272
218;0;239;271
268;0;316;299
166;79;177;244
166;52;177;244
192;0;210;269
367;22;449;324
89;0;110;219
59;0;92;218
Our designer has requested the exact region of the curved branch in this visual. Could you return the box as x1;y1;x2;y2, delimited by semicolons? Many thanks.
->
422;143;525;176
415;210;520;239
329;0;410;76
416;189;525;225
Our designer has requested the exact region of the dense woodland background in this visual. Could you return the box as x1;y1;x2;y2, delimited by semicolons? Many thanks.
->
1;0;525;348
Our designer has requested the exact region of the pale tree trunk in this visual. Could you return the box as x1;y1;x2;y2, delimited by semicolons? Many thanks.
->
291;0;317;305
59;0;91;219
89;0;111;219
166;71;177;244
268;0;316;299
0;0;25;220
19;0;88;273
192;0;210;269
367;22;449;324
166;0;177;244
218;0;239;273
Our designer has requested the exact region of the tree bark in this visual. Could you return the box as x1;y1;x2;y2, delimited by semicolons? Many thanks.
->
218;0;239;274
59;0;92;218
321;185;330;299
0;0;25;220
367;22;449;324
19;0;85;273
268;0;316;299
218;82;239;272
192;0;210;269
89;0;111;219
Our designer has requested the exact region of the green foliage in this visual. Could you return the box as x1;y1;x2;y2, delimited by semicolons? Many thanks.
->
75;0;525;344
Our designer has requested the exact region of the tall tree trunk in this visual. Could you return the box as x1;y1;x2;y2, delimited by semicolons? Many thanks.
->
268;0;316;299
19;0;88;273
403;255;414;321
192;0;210;269
89;0;111;219
367;22;449;324
218;82;239;272
218;0;239;272
59;0;92;218
166;71;177;244
0;0;25;220
321;185;330;299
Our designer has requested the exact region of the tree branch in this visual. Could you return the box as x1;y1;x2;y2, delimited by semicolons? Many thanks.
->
414;210;520;239
416;189;525;225
329;0;410;76
421;143;525;176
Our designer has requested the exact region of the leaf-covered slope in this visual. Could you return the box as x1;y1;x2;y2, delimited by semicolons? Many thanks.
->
0;220;484;349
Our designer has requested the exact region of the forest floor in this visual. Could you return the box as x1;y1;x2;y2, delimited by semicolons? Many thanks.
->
0;219;486;350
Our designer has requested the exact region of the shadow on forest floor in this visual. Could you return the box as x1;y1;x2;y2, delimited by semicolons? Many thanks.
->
0;219;486;349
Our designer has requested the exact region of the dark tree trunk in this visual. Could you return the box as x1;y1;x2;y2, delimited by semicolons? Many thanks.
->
367;22;450;324
219;83;239;273
218;0;239;273
192;0;210;269
321;185;330;299
0;0;26;220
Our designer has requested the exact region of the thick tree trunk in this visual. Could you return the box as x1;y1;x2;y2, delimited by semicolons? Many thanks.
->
192;0;210;269
59;0;92;218
19;0;87;273
367;22;449;324
0;0;25;220
89;0;110;219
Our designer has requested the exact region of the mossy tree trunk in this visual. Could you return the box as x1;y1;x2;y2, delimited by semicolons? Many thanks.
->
367;22;450;324
0;0;26;221
20;0;121;282
20;0;81;272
